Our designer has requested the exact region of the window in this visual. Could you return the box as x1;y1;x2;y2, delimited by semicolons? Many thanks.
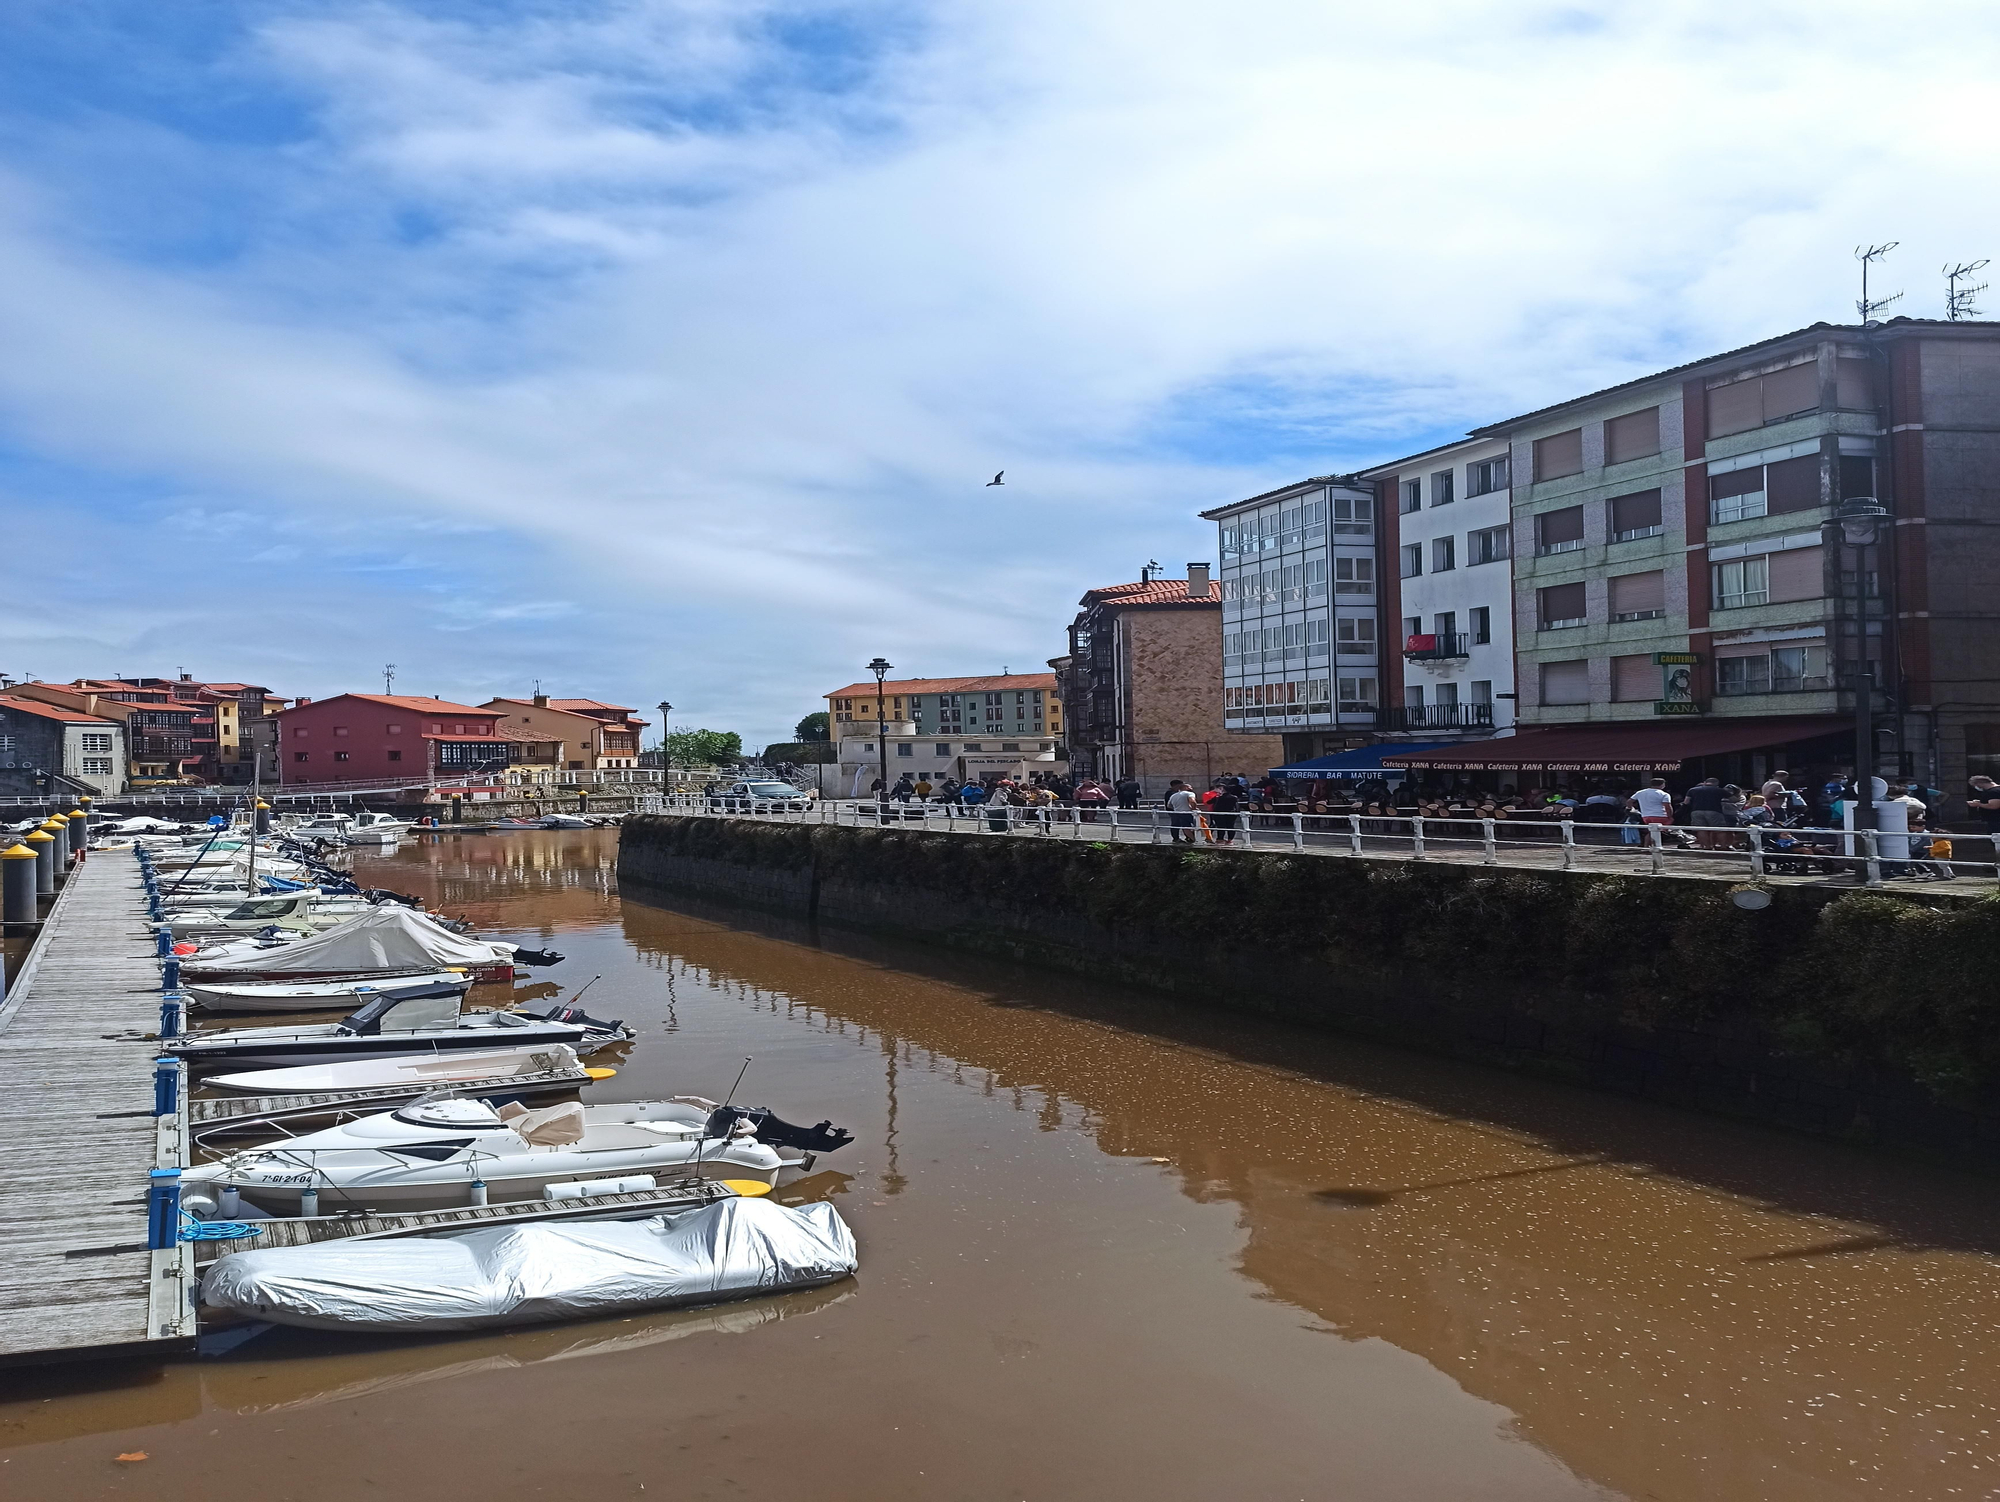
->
1336;677;1378;709
1707;362;1820;437
1430;470;1455;505
1710;468;1767;524
1839;455;1876;501
1333;556;1374;594
1767;454;1822;515
1836;357;1874;411
1609;570;1666;621
81;756;114;774
1769;546;1825;603
334;751;350;762
387;749;402;762
1403;616;1422;639
0;735;19;755
1332;495;1372;534
333;726;349;737
1435;681;1458;709
1772;644;1831;691
1404;685;1425;711
430;722;442;733
1535;506;1586;555
935;744;951;755
1470;606;1491;644
897;744;913;757
1400;543;1422;578
81;732;112;752
1539;582;1588;629
1534;428;1585;482
387;723;402;734
1713;557;1770;609
1466;524;1510;566
1609;489;1663;541
1430;536;1455;572
1400;480;1422;513
293;726;308;738
1304;558;1328;598
1466;455;1511;496
1433;611;1457;639
1470;680;1493;706
1716;654;1772;696
1605;407;1661;465
1612;653;1657;702
1335;618;1376;655
294;751;309;762
1540;660;1591;705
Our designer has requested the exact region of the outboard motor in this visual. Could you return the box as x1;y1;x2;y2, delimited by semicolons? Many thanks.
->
703;1105;855;1155
532;1003;627;1036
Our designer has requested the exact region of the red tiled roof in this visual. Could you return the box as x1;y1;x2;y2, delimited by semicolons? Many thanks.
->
0;695;119;725
1076;578;1218;608
824;673;1059;699
282;693;491;717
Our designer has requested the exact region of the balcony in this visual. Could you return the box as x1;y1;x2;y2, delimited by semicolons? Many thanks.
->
1402;633;1471;661
1379;704;1495;732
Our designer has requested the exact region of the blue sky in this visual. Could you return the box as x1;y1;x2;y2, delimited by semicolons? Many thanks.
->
3;1;1998;745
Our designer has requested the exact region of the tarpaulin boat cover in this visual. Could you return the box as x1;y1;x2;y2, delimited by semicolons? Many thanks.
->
190;906;513;975
201;1197;857;1331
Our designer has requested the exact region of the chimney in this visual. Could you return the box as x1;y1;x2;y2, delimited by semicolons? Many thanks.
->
1186;562;1212;599
179;670;193;681
533;691;549;708
296;696;312;706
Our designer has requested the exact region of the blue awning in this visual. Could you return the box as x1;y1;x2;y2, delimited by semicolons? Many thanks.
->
1269;742;1455;780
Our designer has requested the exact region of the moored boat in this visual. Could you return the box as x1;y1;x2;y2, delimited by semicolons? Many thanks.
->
187;969;474;1014
203;1041;593;1094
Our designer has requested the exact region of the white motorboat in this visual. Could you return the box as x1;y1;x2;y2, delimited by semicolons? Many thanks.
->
183;1096;854;1213
536;814;592;829
187;969;474;1014
184;906;533;984
203;1041;595;1094
163;987;629;1068
345;811;411;845
199;1196;858;1332
156;892;377;937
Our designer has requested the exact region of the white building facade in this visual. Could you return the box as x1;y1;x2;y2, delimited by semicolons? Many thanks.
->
1361;437;1518;738
1203;477;1381;758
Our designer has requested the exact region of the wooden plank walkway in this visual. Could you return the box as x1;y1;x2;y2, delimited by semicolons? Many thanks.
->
0;853;196;1366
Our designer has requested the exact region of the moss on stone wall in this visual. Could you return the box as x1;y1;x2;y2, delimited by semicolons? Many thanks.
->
621;815;2000;1106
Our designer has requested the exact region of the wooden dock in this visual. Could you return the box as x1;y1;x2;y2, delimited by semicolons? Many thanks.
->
0;853;195;1367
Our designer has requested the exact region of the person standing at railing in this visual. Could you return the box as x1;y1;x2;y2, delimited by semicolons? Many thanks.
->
1166;781;1198;844
914;777;933;801
1208;783;1243;844
1628;779;1675;842
1075;779;1110;823
1114;776;1141;811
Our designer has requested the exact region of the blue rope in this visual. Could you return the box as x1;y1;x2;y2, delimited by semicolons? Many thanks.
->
181;1212;263;1243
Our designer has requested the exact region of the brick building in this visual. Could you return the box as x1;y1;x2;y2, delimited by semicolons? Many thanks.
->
276;694;558;794
1056;571;1285;794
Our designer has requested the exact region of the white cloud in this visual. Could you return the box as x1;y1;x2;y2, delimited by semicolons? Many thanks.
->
1;1;1998;739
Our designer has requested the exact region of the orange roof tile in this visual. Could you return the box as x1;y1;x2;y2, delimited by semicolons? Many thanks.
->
823;672;1059;700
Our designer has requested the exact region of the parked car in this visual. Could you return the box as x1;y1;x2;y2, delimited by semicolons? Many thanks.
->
708;780;815;813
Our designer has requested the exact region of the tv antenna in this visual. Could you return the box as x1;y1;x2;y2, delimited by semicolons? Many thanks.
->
1140;558;1161;582
1945;259;1990;321
1855;242;1903;322
383;663;396;694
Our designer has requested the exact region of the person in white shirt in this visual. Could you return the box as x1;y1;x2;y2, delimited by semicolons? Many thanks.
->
1628;778;1674;826
1165;780;1198;844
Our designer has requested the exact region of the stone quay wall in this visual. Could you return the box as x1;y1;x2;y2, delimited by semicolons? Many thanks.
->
618;813;2000;1165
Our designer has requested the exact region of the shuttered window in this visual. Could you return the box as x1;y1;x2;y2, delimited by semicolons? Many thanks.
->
1612;654;1657;702
1609;570;1665;620
1761;363;1819;422
1540;660;1591;706
1766;453;1821;515
1836;358;1874;412
1768;545;1824;602
1707;379;1763;438
1534;428;1585;481
1706;362;1822;438
1536;505;1586;553
1605;408;1660;465
1609;489;1663;539
1710;467;1767;524
1539;582;1588;628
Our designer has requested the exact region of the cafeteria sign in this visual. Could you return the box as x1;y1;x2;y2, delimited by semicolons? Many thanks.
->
1654;651;1702;716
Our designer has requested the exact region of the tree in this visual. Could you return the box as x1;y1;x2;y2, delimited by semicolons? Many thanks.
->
794;711;830;743
663;729;743;768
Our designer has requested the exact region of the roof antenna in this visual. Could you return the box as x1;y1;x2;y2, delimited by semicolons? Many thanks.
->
1855;242;1903;323
1945;259;1990;321
383;663;396;694
1141;558;1160;583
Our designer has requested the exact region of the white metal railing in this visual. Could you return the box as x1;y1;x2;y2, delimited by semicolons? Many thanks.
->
650;794;1996;889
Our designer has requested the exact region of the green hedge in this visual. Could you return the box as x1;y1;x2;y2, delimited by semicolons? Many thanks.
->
622;816;2000;1102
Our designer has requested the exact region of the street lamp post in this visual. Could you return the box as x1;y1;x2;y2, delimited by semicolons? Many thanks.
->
867;658;892;813
1831;495;1891;832
657;701;672;790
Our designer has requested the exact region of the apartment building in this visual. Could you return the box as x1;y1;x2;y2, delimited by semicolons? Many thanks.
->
63;674;287;783
481;695;647;771
1200;477;1382;761
1360;434;1517;738
0;694;127;797
826;673;1063;743
1382;317;2000;800
1055;571;1284;794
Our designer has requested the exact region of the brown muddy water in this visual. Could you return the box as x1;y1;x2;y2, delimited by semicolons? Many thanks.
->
4;829;1999;1500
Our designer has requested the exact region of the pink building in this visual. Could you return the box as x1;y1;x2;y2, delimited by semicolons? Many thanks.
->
276;694;525;792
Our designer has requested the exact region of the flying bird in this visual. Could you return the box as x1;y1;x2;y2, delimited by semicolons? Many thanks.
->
986;471;1005;486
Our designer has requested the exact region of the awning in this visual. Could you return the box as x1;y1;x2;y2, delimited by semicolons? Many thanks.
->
1379;717;1846;773
1270;742;1455;779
